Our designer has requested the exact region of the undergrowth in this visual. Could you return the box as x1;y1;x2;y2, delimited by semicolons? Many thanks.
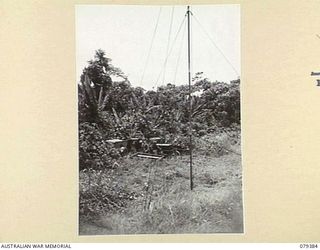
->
79;130;243;234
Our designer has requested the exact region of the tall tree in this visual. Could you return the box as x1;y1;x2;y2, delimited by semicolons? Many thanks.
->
80;49;128;90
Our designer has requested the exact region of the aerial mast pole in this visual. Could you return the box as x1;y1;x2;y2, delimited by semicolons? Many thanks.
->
187;5;193;190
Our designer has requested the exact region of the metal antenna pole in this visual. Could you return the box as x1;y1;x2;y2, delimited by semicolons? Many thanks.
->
187;5;193;190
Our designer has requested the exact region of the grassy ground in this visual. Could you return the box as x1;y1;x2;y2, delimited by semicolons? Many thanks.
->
79;131;243;234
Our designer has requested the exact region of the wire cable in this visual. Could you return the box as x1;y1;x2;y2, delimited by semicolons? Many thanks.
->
140;7;162;86
192;13;240;77
154;14;187;89
162;6;175;85
173;19;186;85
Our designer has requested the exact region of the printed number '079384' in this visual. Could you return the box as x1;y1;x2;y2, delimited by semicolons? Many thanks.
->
300;244;318;248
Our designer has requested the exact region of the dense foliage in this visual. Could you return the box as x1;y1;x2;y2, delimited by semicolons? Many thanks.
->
78;49;240;170
79;123;121;170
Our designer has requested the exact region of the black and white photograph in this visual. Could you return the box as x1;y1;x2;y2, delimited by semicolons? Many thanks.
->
77;5;242;235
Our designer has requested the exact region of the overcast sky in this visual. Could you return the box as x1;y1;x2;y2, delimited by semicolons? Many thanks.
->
76;5;240;90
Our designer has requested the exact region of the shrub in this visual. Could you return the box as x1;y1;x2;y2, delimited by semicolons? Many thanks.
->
79;122;120;170
79;168;138;217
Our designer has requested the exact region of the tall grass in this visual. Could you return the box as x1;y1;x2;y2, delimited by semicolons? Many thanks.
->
79;131;243;234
